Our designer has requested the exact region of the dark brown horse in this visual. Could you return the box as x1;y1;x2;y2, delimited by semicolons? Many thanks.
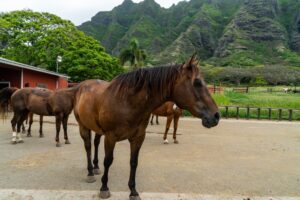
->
151;101;183;144
1;86;78;146
0;87;45;137
74;56;220;200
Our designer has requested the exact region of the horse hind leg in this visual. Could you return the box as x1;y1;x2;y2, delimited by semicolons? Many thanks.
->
39;115;44;138
79;126;95;183
62;115;70;144
173;115;180;144
27;112;33;137
55;114;63;147
163;116;173;144
156;115;159;125
93;134;102;175
150;114;154;125
10;113;19;144
16;112;29;143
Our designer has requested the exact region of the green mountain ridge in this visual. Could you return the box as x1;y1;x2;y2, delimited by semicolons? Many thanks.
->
78;0;300;67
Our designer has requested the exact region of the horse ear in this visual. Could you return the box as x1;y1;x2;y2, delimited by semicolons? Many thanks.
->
182;54;197;69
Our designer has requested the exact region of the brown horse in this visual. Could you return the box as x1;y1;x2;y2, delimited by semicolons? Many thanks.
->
74;55;220;200
151;101;183;144
0;87;43;136
1;86;78;146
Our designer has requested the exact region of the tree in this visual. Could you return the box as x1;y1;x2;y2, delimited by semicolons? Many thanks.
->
119;39;146;69
0;10;124;82
218;67;254;85
262;65;300;85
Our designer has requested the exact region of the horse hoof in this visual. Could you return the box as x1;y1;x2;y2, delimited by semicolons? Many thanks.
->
39;135;44;138
93;168;101;175
174;140;179;144
65;140;71;144
130;195;141;200
99;190;111;199
86;175;96;183
163;139;169;144
18;140;24;143
11;141;17;145
27;134;32;137
56;143;61;147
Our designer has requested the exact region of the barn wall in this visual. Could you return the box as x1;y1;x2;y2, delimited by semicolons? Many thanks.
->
58;77;69;88
23;69;58;90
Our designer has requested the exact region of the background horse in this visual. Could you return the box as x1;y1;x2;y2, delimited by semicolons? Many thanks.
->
1;86;78;146
151;101;183;144
0;87;43;136
74;55;220;200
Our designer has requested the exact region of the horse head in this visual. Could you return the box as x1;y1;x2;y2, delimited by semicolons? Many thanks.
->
171;55;220;128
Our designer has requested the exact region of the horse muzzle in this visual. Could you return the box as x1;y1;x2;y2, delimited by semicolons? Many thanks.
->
202;112;220;128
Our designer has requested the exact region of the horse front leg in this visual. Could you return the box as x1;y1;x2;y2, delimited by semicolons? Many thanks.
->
79;126;95;183
39;115;44;138
93;134;102;175
100;136;116;199
55;114;62;147
62;114;70;144
128;134;145;200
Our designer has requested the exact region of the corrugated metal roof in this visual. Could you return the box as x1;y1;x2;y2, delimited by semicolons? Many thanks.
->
0;57;69;78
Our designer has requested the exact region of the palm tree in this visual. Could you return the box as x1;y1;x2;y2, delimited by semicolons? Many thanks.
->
119;39;147;69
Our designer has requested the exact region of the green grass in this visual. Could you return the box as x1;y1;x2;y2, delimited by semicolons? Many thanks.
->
211;87;300;120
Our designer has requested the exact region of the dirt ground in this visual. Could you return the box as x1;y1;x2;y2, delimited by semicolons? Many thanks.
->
0;114;300;197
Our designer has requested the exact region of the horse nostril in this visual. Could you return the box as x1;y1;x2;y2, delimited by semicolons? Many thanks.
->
214;112;220;121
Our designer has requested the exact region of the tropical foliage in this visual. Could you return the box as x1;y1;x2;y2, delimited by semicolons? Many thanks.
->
0;10;124;82
119;39;146;69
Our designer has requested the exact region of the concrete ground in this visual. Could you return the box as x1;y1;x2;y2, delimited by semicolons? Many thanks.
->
0;114;300;199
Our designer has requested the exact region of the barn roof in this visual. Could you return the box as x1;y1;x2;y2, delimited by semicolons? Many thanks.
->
0;57;69;79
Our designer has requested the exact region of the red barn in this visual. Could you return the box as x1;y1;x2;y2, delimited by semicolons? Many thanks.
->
0;58;69;90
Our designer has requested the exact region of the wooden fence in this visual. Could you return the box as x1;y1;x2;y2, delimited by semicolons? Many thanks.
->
219;106;300;121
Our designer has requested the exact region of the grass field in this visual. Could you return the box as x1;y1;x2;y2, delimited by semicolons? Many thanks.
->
200;86;300;120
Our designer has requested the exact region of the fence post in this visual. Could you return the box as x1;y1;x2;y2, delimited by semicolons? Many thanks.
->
225;106;228;119
246;107;250;119
236;107;239;119
289;109;293;121
278;109;282;121
268;108;272;120
246;86;249;93
257;108;261;120
213;83;216;94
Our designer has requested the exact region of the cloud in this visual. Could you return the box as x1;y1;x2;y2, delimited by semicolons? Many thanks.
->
1;0;185;25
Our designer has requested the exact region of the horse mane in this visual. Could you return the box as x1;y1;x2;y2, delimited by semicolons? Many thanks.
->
109;64;182;99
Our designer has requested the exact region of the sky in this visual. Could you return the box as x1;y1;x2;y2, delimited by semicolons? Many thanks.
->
1;0;185;25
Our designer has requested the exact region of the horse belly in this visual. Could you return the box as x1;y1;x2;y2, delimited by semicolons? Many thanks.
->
27;97;51;116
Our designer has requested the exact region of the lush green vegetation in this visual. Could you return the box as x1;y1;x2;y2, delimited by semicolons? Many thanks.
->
78;0;300;68
211;87;300;120
0;10;124;82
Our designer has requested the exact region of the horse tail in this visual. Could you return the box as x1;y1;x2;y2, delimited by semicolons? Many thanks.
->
0;87;18;119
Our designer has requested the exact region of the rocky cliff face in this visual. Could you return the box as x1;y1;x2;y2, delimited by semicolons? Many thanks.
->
291;10;300;54
78;0;300;66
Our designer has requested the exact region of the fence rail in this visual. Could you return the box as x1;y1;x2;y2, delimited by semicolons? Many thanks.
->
219;106;300;121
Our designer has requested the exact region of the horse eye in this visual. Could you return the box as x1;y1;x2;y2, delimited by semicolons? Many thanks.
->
193;79;202;87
